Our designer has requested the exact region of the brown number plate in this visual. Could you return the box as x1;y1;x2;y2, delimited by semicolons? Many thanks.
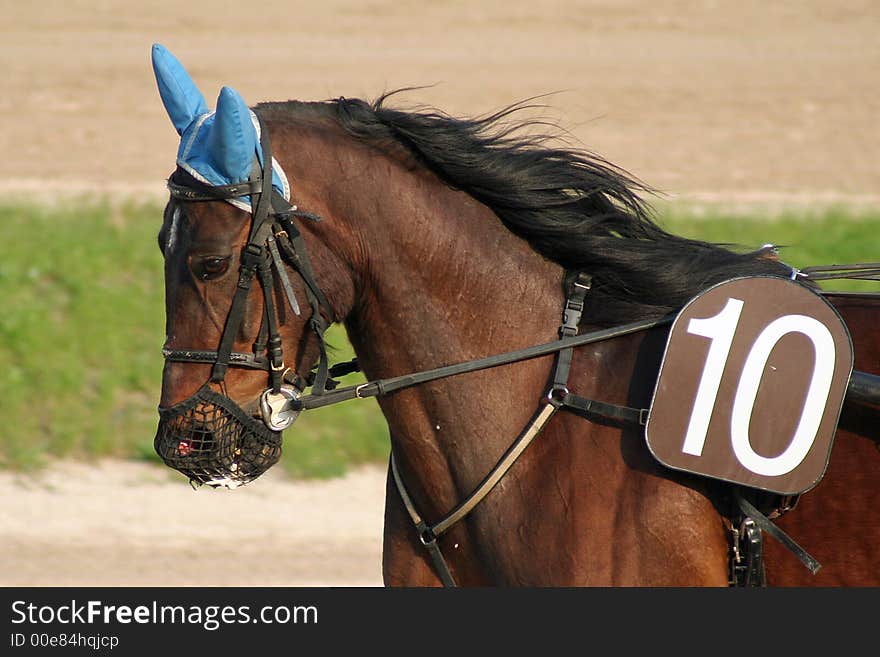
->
646;276;853;495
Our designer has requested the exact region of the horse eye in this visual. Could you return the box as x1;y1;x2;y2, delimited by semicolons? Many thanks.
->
193;256;231;281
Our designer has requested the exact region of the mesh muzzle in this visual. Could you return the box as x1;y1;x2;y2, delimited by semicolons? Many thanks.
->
154;385;282;488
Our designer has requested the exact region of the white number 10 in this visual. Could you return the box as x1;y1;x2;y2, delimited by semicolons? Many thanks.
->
682;297;836;477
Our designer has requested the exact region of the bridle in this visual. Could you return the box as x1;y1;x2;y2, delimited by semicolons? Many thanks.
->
155;115;830;586
162;125;335;397
155;114;338;487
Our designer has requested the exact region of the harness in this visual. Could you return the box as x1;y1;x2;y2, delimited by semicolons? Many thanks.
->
156;117;861;586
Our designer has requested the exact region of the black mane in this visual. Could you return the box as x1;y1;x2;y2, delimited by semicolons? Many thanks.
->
259;94;793;326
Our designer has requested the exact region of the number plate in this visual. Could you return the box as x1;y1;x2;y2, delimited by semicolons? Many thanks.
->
645;276;853;495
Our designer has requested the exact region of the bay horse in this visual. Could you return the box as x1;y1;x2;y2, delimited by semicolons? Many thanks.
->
151;45;879;586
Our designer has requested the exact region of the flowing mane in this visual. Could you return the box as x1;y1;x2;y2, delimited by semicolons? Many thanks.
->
257;93;793;326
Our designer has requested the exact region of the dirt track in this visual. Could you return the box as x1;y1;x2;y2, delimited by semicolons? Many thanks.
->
1;1;878;587
0;460;386;586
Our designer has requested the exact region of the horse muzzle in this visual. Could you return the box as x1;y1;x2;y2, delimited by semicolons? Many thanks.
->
154;384;287;488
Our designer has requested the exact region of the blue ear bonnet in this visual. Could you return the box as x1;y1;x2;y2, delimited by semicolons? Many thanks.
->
152;44;290;211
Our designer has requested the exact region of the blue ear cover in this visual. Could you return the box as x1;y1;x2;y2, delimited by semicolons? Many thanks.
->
206;87;258;185
151;43;209;135
152;44;290;206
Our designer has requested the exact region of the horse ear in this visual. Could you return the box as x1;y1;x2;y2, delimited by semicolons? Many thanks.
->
205;86;258;184
151;43;210;135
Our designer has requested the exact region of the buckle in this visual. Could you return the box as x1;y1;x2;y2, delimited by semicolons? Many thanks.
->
241;243;264;267
417;523;438;547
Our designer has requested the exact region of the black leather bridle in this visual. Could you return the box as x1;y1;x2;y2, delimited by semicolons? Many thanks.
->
154;115;339;487
162;119;335;399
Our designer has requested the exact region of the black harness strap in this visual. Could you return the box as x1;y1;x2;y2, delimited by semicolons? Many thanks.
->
550;275;647;427
552;272;592;394
274;215;333;313
559;393;647;426
211;243;263;383
266;232;301;317
288;315;674;411
166;178;262;202
256;253;284;391
800;262;880;281
736;491;821;576
388;275;596;586
273;215;334;394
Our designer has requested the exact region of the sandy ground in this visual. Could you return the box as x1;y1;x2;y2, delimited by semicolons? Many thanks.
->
0;460;387;586
1;1;878;587
3;1;879;207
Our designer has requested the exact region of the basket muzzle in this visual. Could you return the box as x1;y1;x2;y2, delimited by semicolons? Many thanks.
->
154;384;283;488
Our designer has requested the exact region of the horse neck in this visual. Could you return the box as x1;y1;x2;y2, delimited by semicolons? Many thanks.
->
279;117;567;516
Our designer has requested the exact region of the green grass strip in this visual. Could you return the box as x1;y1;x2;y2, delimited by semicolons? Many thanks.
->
0;201;876;477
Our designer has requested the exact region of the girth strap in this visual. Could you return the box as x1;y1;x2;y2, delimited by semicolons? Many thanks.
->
736;491;821;576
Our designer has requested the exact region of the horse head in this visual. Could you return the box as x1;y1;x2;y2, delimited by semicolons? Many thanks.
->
151;44;334;488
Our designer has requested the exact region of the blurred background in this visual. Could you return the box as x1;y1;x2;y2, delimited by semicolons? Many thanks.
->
0;0;877;586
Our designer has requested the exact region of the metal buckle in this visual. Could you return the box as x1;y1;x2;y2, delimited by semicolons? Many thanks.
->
547;386;569;406
259;386;302;431
736;517;766;587
417;522;438;547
